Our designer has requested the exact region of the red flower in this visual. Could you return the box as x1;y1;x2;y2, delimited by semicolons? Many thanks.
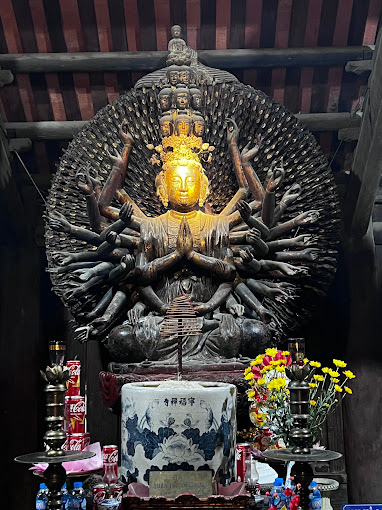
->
263;355;271;366
284;488;293;497
251;366;262;379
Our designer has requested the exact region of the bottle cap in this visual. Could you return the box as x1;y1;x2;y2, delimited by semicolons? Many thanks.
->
73;482;83;488
274;478;283;486
310;481;317;487
40;483;47;489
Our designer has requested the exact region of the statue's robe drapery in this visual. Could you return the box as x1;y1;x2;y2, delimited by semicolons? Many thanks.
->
136;210;233;360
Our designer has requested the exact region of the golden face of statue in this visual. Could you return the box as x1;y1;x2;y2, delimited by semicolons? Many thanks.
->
165;165;201;211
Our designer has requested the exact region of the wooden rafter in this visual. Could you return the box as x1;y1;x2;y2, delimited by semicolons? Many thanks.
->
0;46;373;74
4;113;361;141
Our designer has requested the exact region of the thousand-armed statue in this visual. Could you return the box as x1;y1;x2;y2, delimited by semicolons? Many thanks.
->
45;26;339;366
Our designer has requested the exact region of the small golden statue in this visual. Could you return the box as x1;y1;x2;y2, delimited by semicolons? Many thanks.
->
45;26;339;366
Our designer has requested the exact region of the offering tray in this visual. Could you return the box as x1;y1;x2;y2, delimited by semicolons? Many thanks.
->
263;448;341;463
15;450;95;464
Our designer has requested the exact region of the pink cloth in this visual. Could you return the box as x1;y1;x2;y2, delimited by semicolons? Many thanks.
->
30;442;102;474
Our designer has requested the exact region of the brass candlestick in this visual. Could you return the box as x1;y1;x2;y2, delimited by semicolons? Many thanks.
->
15;365;94;509
263;364;341;510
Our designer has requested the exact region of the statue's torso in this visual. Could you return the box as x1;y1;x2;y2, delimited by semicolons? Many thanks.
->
140;210;231;304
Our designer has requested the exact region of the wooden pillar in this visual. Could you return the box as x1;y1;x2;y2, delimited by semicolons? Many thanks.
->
0;128;45;509
343;27;382;503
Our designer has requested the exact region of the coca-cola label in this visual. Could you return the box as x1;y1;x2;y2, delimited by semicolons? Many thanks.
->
93;487;106;504
70;400;85;415
103;449;118;464
69;364;81;376
63;433;90;451
69;438;83;451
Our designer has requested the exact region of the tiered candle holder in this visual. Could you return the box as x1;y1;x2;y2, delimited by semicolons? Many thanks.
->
15;365;94;509
263;364;341;510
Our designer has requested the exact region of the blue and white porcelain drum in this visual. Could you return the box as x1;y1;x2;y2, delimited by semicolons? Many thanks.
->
120;381;237;485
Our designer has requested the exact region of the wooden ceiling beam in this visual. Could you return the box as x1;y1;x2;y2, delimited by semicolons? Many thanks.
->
0;46;373;74
3;113;361;141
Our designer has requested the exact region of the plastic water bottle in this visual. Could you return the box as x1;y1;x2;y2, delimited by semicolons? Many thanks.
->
62;483;70;510
36;483;49;510
69;482;86;510
269;477;285;508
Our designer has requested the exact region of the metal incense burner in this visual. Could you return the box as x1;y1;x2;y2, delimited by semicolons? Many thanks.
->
15;365;94;509
263;364;341;510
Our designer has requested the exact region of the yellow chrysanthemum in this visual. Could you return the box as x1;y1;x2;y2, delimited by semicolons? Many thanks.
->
309;383;317;388
248;390;256;398
303;358;309;364
334;384;343;393
270;360;280;366
245;372;254;380
314;375;324;382
257;378;266;386
282;351;290;356
333;359;347;368
328;369;340;378
250;360;256;366
276;366;285;373
331;378;340;384
344;386;353;394
279;359;287;365
244;367;251;375
267;378;286;391
266;348;278;357
310;400;316;406
310;361;321;368
343;370;356;379
322;367;330;374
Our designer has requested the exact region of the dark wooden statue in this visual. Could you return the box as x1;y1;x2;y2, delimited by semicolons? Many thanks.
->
45;27;340;368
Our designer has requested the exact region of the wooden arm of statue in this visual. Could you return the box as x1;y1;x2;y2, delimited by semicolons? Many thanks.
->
236;200;270;238
240;135;265;202
98;123;133;214
267;234;316;252
193;282;234;317
261;160;285;227
76;165;103;233
272;182;301;226
88;290;128;335
267;210;320;241
47;211;101;245
134;218;189;284
51;204;136;266
139;285;169;315
234;281;276;324
233;249;261;274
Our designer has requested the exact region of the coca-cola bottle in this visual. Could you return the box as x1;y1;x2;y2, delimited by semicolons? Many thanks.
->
102;463;118;497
